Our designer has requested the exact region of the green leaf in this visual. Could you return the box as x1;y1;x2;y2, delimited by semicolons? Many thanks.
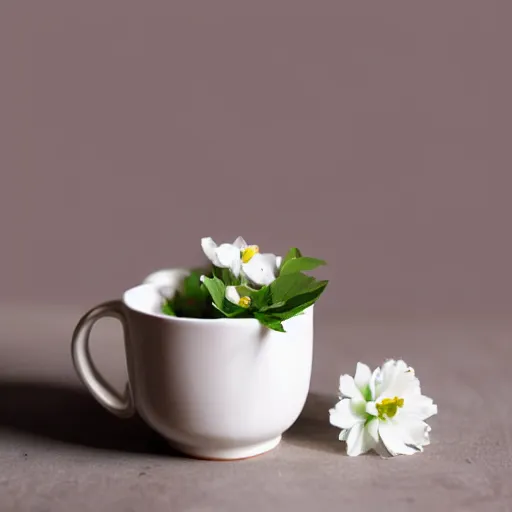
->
233;284;259;297
279;257;326;276
201;276;226;310
271;281;328;313
210;304;226;319
212;302;229;317
270;272;325;304
214;299;250;318
254;312;286;333
263;273;328;321
161;301;176;316
269;298;318;321
251;286;272;309
282;247;302;267
167;270;213;318
231;284;271;310
183;271;207;299
259;301;286;312
212;266;240;286
222;267;239;286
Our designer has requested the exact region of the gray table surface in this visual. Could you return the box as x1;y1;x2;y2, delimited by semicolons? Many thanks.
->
1;305;511;512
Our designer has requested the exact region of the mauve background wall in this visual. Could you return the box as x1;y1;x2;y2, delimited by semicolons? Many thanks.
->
1;1;512;315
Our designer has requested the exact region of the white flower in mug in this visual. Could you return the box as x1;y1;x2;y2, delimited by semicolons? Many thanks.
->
156;237;328;332
201;236;281;286
201;236;246;277
225;286;252;309
329;359;438;457
242;251;282;287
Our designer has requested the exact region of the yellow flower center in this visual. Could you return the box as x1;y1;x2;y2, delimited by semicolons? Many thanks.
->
376;396;404;420
238;296;251;308
241;245;259;263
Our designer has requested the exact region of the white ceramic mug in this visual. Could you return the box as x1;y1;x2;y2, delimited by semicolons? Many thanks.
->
71;269;314;460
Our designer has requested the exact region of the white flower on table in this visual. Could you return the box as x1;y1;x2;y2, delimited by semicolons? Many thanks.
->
329;359;438;457
201;236;281;286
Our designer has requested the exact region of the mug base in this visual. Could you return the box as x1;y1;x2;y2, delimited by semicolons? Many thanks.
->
169;435;282;461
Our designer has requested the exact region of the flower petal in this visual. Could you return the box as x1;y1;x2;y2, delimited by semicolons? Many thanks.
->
275;256;282;270
230;258;242;278
366;401;378;417
215;243;242;276
339;374;364;401
242;253;278;286
232;236;247;249
201;237;220;265
216;243;240;266
375;359;403;395
366;417;380;445
402;394;438;421
329;399;366;429
378;420;419;456
398;416;432;449
346;421;379;457
368;367;381;401
376;359;420;400
339;429;350;441
225;286;240;305
354;362;372;393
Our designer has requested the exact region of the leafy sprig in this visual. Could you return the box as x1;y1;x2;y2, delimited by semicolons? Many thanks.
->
161;247;328;332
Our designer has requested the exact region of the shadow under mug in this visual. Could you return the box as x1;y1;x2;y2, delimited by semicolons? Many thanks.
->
71;278;314;460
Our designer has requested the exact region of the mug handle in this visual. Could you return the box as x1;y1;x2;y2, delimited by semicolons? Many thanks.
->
71;300;135;418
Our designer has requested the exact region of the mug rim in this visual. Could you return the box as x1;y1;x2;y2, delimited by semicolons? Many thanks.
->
122;282;314;325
